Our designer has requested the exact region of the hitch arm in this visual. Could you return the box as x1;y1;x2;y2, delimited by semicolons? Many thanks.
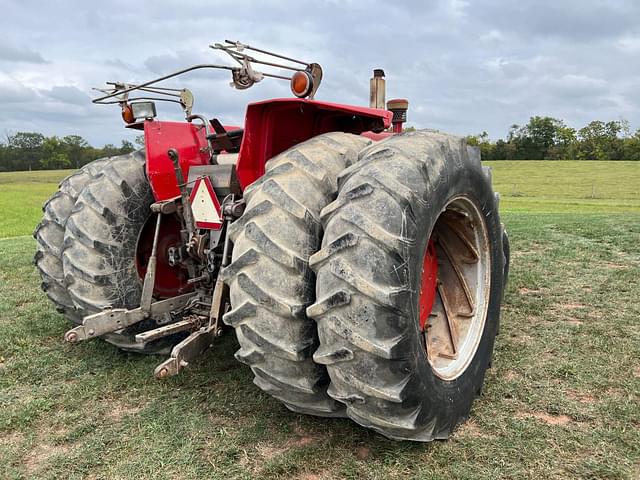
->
140;212;162;315
64;293;196;343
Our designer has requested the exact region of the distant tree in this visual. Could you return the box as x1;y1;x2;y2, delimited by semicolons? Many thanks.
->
41;152;71;169
135;135;145;148
62;135;89;169
466;131;496;159
100;144;120;157
510;116;566;160
622;129;640;161
119;139;135;154
40;137;71;169
577;120;625;160
547;125;577;159
0;143;8;172
7;132;45;170
492;139;516;160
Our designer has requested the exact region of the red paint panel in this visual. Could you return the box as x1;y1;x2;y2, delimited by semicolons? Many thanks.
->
144;120;210;201
144;120;241;201
419;240;439;330
361;131;394;142
236;98;393;188
135;214;191;298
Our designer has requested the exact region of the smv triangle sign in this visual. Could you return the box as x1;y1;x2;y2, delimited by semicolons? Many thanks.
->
189;176;223;230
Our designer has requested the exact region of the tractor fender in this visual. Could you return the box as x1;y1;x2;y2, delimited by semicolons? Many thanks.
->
235;98;392;188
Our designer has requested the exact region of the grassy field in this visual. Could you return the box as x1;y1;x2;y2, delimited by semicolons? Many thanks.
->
0;170;75;239
0;163;639;479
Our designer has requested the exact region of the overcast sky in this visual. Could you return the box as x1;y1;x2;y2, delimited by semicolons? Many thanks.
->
1;0;639;146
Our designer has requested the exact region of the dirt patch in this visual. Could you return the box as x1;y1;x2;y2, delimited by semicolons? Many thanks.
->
290;424;322;448
566;389;596;404
256;443;289;461
104;400;143;421
253;430;320;460
0;431;25;446
604;263;628;270
453;419;488;439
548;303;586;325
299;474;322;480
503;370;520;381
512;250;541;258
511;333;533;345
565;318;584;326
355;446;371;460
518;287;546;296
290;435;317;448
247;425;324;471
634;367;640;378
24;442;71;475
604;387;625;399
562;303;585;310
518;411;572;426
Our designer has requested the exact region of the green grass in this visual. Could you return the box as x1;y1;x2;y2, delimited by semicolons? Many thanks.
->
1;164;639;479
0;170;74;239
486;160;640;213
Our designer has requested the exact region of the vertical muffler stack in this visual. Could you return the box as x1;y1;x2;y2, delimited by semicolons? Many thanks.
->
370;69;386;109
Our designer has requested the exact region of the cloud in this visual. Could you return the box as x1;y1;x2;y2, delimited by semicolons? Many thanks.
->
0;74;39;103
0;38;46;64
617;34;640;53
44;86;90;105
480;30;504;43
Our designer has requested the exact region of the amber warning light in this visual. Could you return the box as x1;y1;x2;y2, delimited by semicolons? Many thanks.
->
290;71;313;98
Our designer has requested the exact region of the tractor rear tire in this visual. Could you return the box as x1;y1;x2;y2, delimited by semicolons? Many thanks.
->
34;158;109;324
307;131;505;441
222;133;371;417
61;151;171;354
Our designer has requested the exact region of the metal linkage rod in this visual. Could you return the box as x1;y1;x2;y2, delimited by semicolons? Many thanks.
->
92;64;237;104
222;39;310;66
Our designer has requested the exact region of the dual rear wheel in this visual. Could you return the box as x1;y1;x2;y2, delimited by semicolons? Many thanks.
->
225;130;506;440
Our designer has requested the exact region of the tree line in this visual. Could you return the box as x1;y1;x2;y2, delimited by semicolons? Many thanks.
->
0;132;140;172
2;117;640;171
467;117;640;160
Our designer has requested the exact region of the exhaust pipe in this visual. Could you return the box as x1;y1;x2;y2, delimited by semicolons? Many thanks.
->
369;69;386;109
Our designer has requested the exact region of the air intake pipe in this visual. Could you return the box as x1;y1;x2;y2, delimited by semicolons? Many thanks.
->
387;98;409;133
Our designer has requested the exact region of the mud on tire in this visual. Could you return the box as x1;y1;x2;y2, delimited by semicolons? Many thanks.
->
221;132;371;417
307;131;506;440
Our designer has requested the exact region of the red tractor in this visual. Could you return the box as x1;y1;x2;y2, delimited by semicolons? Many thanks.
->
34;41;509;441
